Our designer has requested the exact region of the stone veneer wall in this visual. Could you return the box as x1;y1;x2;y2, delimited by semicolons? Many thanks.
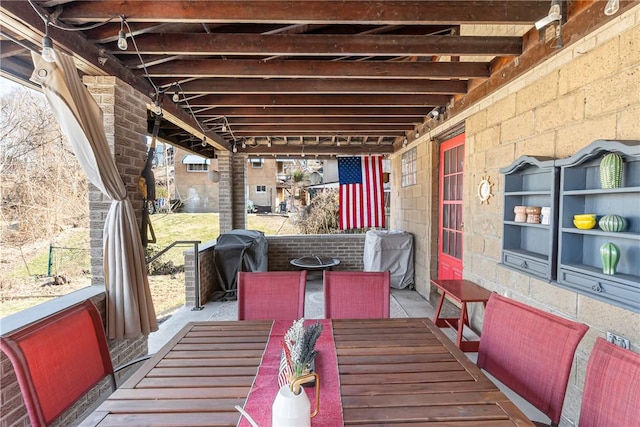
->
391;8;640;426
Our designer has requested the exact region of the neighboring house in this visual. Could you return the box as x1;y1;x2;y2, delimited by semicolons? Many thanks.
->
247;158;277;212
173;147;220;213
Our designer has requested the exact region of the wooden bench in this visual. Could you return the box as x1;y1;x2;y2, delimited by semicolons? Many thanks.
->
431;279;491;352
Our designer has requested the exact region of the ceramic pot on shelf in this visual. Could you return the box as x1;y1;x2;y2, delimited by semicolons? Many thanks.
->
514;206;527;223
540;207;551;225
526;206;541;224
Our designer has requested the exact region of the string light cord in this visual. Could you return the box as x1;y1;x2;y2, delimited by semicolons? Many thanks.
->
28;1;120;32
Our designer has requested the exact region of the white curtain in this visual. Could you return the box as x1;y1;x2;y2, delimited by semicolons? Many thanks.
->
31;51;158;339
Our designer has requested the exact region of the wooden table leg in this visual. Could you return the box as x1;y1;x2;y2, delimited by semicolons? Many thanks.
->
433;292;446;327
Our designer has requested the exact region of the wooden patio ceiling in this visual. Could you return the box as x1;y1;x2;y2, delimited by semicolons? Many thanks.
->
0;1;630;158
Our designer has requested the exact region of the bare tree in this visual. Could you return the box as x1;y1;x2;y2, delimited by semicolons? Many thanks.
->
0;86;88;246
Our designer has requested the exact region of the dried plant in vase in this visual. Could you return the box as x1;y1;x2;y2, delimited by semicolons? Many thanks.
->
278;319;323;391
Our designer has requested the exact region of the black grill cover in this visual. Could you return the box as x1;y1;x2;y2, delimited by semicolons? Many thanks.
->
212;229;268;301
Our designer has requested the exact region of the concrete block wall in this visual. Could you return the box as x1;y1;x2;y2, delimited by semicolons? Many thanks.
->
184;242;216;307
391;7;640;426
389;143;439;297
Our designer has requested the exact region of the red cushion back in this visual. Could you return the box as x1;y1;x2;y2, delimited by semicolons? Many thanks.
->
579;337;640;427
323;271;390;319
477;293;588;424
0;300;114;426
237;271;307;320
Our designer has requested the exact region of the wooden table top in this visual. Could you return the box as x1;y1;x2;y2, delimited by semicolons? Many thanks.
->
80;318;534;427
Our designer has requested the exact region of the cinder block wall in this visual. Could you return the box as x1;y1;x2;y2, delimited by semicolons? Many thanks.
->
391;8;640;426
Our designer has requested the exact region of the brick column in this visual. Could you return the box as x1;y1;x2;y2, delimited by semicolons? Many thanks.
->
217;150;233;233
231;153;248;230
82;76;149;287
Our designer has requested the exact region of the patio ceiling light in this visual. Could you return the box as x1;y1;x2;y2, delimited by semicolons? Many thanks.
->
117;16;128;51
41;18;56;63
604;0;620;16
172;92;180;102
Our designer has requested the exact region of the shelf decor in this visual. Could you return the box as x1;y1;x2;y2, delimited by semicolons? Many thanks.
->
600;152;624;188
600;242;620;275
599;214;627;232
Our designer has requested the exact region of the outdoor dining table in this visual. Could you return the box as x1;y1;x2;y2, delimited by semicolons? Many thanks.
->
79;318;534;426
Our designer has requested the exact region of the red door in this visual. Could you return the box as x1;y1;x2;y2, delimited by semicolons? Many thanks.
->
437;133;465;279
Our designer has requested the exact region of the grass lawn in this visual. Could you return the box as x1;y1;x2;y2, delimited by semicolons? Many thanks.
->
0;213;299;318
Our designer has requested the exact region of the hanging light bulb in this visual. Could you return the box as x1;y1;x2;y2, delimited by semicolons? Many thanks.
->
117;17;128;51
267;138;272;147
547;0;561;20
241;140;246;148
172;92;180;102
402;137;408;148
222;122;227;132
232;143;238;153
41;19;56;63
201;136;207;147
604;0;620;16
415;129;420;138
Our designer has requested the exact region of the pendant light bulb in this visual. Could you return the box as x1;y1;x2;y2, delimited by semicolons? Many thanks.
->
222;123;227;132
415;130;420;138
172;92;180;102
604;0;619;16
267;138;272;148
117;30;128;50
241;140;246;149
202;136;207;147
402;137;408;148
117;17;128;51
41;35;56;63
232;143;238;153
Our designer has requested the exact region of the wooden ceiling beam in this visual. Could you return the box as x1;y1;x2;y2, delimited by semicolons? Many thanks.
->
236;145;393;155
56;1;550;25
223;116;422;125
175;78;467;95
189;94;451;107
112;33;522;56
232;124;415;132
145;59;490;79
234;128;401;135
198;107;430;117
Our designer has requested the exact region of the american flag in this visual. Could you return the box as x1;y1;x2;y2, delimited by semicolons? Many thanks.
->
338;156;385;230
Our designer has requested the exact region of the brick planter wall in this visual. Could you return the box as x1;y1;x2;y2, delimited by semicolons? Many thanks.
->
266;234;366;271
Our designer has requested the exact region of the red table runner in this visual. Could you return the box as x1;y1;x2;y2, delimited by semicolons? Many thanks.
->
238;319;344;427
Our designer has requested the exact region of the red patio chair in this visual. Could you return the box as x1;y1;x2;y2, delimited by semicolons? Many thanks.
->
578;337;640;427
237;271;307;320
0;299;149;427
323;270;390;319
477;293;588;426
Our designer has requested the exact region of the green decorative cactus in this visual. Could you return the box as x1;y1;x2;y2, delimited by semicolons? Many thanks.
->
599;153;623;189
599;214;627;232
600;242;620;275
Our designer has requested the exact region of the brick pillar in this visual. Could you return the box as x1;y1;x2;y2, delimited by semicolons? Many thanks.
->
217;150;233;233
83;76;149;287
232;153;248;229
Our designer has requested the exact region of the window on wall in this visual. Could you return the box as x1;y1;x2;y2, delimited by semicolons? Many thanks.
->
187;163;209;172
250;159;264;168
256;185;266;193
402;148;417;187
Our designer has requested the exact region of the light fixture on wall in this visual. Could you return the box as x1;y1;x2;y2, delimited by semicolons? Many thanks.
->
117;16;128;51
41;17;56;63
535;0;563;30
604;0;620;16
